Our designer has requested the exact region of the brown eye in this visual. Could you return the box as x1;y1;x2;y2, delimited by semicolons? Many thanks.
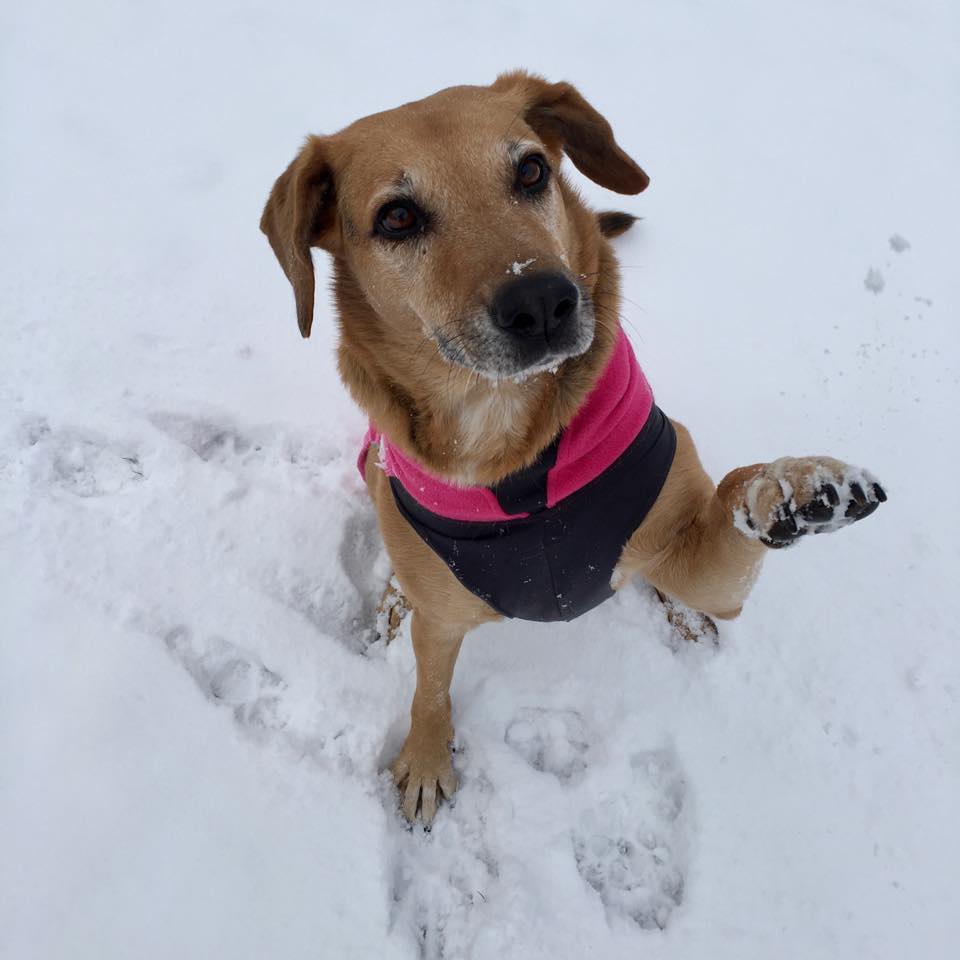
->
376;201;422;239
517;154;548;192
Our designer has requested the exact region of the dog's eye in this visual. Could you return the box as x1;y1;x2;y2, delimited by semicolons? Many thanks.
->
376;202;422;239
517;154;549;193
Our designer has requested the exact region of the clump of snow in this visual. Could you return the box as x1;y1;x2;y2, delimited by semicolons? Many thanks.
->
508;257;537;276
864;267;886;293
889;233;911;252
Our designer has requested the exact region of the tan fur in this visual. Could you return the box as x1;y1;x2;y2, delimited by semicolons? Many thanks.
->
262;72;884;822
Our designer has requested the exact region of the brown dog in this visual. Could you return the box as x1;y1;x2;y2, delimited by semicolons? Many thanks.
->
261;71;886;823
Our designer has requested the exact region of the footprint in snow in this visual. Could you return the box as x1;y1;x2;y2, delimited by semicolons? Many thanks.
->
149;412;261;465
571;746;688;930
149;411;340;477
14;416;144;497
504;707;589;781
163;626;288;731
338;505;392;648
267;501;388;655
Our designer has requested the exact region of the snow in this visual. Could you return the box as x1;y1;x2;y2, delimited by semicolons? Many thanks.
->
864;267;886;294
2;1;959;958
508;258;538;276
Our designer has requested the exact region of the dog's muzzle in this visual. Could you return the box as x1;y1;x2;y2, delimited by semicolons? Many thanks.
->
490;272;580;342
486;272;592;375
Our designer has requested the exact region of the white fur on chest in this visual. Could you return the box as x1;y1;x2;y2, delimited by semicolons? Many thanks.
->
456;389;527;458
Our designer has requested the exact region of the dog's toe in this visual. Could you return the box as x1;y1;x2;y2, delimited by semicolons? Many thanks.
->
765;506;802;542
391;739;458;825
798;490;835;524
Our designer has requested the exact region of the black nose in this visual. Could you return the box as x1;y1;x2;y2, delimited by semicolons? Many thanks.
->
491;273;580;341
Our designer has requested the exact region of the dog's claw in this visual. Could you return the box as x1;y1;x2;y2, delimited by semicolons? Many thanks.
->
419;781;438;824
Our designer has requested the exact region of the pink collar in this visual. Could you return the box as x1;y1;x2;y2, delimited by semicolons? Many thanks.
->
358;328;654;522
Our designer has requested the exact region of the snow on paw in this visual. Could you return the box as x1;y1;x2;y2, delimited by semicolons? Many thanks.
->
163;626;288;732
377;576;411;644
504;707;589;781
734;456;887;549
572;747;688;930
655;590;720;649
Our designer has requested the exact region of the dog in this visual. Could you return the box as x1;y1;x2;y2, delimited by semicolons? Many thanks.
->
260;71;886;823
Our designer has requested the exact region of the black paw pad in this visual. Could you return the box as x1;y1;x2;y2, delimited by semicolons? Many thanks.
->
747;463;886;551
799;493;835;523
844;480;880;520
762;505;805;547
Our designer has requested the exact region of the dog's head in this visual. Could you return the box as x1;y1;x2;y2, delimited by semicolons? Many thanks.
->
261;71;647;381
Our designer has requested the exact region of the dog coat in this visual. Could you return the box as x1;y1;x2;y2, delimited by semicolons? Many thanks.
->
358;328;676;622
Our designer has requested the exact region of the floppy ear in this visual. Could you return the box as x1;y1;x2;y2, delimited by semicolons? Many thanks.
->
493;71;649;195
260;135;337;338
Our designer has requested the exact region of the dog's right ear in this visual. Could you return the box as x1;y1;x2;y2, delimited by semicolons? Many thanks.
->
260;136;337;338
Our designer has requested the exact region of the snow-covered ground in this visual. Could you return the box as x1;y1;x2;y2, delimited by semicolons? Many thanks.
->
2;1;958;957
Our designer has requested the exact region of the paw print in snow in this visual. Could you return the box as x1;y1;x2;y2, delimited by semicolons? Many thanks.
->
504;707;589;781
164;626;288;731
571;747;688;930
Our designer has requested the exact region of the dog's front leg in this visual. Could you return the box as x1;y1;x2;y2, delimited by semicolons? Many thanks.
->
391;611;464;824
618;421;886;620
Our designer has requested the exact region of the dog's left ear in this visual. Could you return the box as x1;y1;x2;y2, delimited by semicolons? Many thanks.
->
260;135;338;338
493;71;649;195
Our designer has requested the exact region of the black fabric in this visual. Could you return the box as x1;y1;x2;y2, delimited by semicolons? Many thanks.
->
489;435;559;514
390;406;677;622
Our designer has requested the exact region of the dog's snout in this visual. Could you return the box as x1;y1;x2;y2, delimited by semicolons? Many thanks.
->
491;273;580;341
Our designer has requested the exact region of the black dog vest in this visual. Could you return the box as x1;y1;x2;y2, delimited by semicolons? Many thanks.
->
359;330;676;622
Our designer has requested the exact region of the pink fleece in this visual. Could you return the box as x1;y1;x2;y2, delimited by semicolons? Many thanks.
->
357;327;653;522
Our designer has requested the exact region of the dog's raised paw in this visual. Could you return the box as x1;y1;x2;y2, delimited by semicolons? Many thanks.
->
734;456;887;549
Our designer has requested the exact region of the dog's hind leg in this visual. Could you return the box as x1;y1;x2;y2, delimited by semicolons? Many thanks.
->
655;589;720;645
376;576;411;644
616;421;887;620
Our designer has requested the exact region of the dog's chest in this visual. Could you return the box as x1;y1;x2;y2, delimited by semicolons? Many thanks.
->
455;390;528;458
